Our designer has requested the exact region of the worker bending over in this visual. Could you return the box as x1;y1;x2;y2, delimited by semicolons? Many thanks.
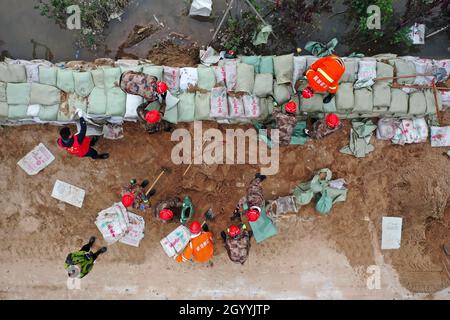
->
270;101;298;146
304;113;343;139
121;179;154;211
175;221;214;263
231;173;265;222
221;223;253;265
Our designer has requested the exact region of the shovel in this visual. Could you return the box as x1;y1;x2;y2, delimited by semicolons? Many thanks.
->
145;167;171;196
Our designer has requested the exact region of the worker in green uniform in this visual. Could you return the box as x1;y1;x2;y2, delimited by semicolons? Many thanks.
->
64;237;107;279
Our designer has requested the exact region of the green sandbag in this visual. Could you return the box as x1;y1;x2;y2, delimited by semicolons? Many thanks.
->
0;102;8;118
0;82;6;102
0;63;26;82
273;84;291;105
253;73;273;97
91;69;105;88
340;58;359;83
194;92;211;121
106;87;126;116
373;83;391;108
323;96;337;113
8;104;29;119
197;67;216;91
390;89;408;114
353;88;373;113
258;97;270;120
120;66;143;73
57;69;75;93
235;63;255;93
38;104;59;121
38;66;57;86
142;65;163;81
260;56;274;74
408;91;426;115
335;83;354;111
316;191;333;215
241;56;261;73
376;62;394;84
177;92;195;122
88;87;107;115
30;83;60;106
145;101;161;111
103;67;121;89
393;59;415;84
163;92;179;124
7;83;31;105
424;89;442;114
73;72;94;97
301;92;324;112
273;53;294;85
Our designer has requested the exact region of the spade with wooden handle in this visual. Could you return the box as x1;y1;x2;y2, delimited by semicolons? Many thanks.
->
145;167;170;196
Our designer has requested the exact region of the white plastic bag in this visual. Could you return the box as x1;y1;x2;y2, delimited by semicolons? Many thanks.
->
223;60;237;90
210;87;229;118
292;56;307;91
213;66;226;86
228;95;245;118
179;67;198;91
354;60;377;89
189;0;212;16
124;94;143;119
27;104;41;117
163;66;180;92
243;95;261;118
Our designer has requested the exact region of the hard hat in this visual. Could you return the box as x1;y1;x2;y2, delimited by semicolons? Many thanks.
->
156;81;168;94
302;87;314;99
159;209;173;221
228;225;241;237
121;192;135;207
189;221;202;235
145;110;161;124
247;206;261;222
285;101;297;114
325;113;340;128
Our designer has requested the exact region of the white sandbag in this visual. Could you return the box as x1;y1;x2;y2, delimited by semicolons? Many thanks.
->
210;87;228;118
306;55;319;69
163;66;180;92
340;58;360;83
433;59;450;80
119;212;145;247
17;143;55;175
354;60;377;89
51;180;85;208
189;0;212;16
376;118;400;140
292;56;307;90
95;202;130;245
227;95;245;118
243;95;261;118
27;104;41;117
381;217;402;250
224;59;238;90
124;94;144;119
390;89;408;114
179;67;198;91
413;59;434;86
440;91;450;109
430;126;450;147
213;65;226;86
160;225;191;257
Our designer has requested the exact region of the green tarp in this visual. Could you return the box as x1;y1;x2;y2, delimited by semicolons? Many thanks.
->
304;38;338;57
340;119;377;158
253;25;273;46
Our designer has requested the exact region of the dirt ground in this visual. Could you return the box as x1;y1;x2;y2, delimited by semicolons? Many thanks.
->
0;118;449;299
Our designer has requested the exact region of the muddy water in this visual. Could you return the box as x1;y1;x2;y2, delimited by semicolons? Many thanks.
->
0;0;448;62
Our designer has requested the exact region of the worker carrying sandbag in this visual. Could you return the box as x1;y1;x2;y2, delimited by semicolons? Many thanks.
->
270;101;298;146
64;236;107;279
220;223;253;265
121;179;154;211
301;55;345;104
153;196;193;224
304;113;343;139
57;110;109;160
175;221;214;263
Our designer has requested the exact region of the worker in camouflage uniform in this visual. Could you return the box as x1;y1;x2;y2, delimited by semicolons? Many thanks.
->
221;223;253;265
231;173;266;222
153;196;194;224
136;103;172;134
304;113;343;139
64;237;107;279
121;179;155;211
270;101;298;146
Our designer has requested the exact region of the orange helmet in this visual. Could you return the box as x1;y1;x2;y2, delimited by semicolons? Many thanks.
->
121;192;135;207
145;110;161;124
156;81;168;94
285;101;297;113
228;225;241;237
159;209;174;221
325;113;340;128
189;221;202;235
247;206;261;222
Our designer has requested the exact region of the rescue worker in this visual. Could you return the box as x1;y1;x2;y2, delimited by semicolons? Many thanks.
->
136;103;172;134
220;223;253;265
175;221;214;263
121;179;155;211
231;173;265;221
153;196;183;223
64;236;107;279
270;101;298;146
301;55;346;104
304;113;343;139
57;110;109;160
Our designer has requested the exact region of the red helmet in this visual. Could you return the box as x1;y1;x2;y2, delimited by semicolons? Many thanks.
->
302;87;314;99
159;209;173;221
189;221;202;235
228;225;240;237
325;113;340;129
247;206;261;222
285;101;297;114
145;110;161;124
121;192;135;207
156;81;168;94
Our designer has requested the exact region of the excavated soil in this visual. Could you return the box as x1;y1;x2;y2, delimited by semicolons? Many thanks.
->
146;40;200;67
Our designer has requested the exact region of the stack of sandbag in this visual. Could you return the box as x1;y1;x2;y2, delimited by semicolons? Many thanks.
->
391;118;428;145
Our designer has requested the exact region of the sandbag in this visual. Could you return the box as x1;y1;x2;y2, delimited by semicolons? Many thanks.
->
408;91;427;115
0;82;6;102
273;84;291;105
73;71;94;97
241;56;261;73
163;91;179;124
142;65;164;81
179;67;198;91
306;55;319;68
292;56;307;89
340;58;359;83
213;65;226;86
301;92;324;113
259;56;274;74
37;104;59;121
353;88;373;113
0;63;26;82
273;54;294;85
228;95;245;118
424;89;442;114
392;59;416;84
373;83;391;109
197;67;216;90
106;87;126;116
163;66;180;92
88;87;107;115
335;83;354;111
223;59;238;90
375;62;394;85
243;95;260;118
120;65;143;73
27;104;40;117
0;102;8;118
91;69;105;88
177;92;196;122
235;63;255;93
376;118;401;140
39;66;57;86
124;94;144;119
56;69;75;93
316;191;332;215
7;83;31;105
194;92;211;120
390;89;408;114
8;104;29;119
30;83;60;106
210;87;228;118
354;60;376;89
103;67;121;89
253;73;273;97
413;59;434;86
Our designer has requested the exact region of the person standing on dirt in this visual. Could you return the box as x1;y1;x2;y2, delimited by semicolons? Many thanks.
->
220;223;252;265
153;196;194;224
64;236;107;279
57;110;109;159
231;173;265;222
270;101;298;146
175;221;214;263
304;113;343;139
121;179;155;211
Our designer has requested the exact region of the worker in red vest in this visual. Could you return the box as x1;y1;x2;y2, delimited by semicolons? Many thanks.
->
301;55;346;104
57;110;109;159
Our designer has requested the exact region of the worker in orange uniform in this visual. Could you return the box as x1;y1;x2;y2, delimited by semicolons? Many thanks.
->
301;55;346;104
175;221;214;263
